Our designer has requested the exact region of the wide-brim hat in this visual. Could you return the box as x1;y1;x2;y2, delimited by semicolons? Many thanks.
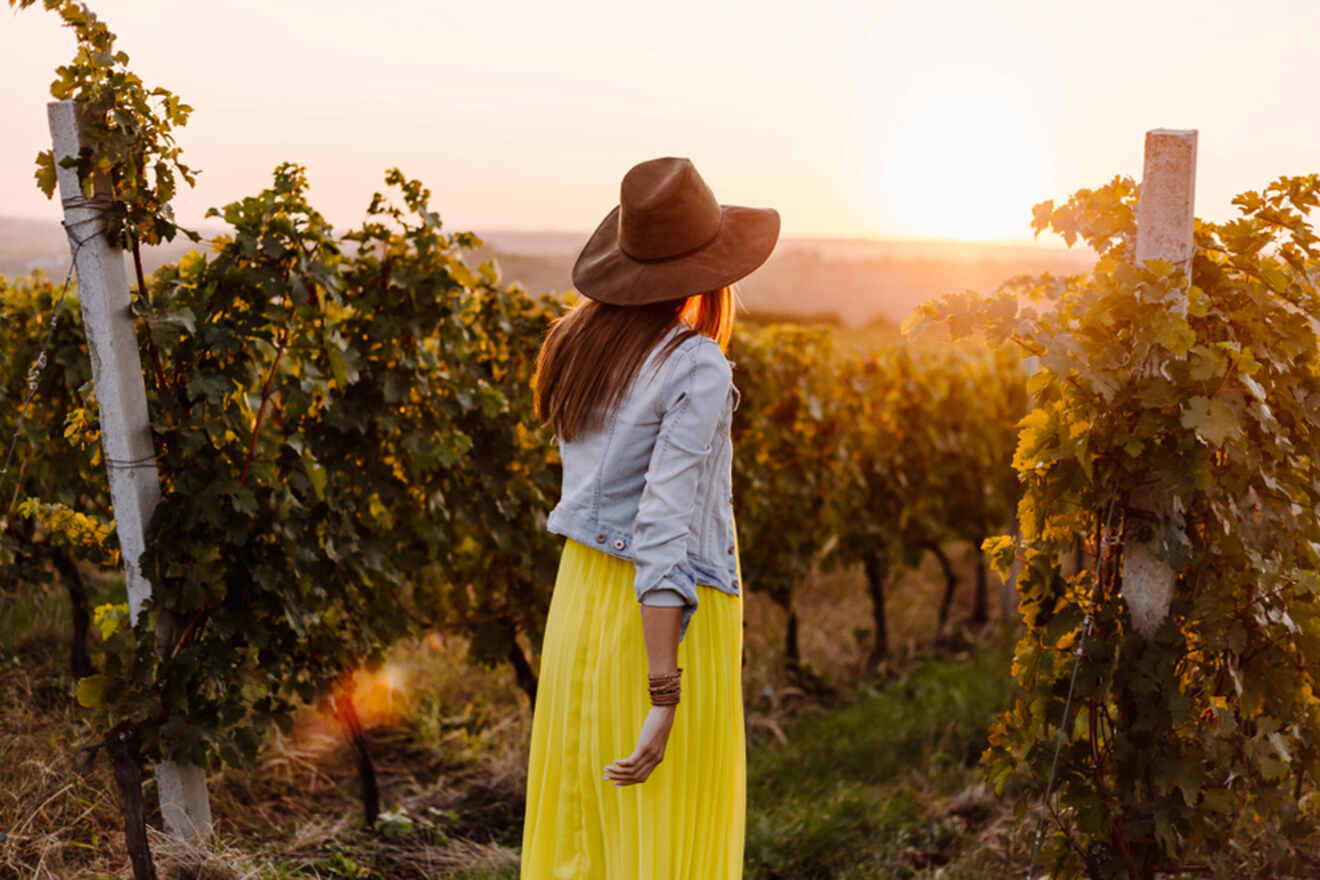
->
572;156;780;306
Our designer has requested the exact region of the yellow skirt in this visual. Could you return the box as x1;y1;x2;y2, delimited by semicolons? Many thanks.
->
521;538;746;879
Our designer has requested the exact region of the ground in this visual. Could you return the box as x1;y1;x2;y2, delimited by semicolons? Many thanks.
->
2;541;1039;879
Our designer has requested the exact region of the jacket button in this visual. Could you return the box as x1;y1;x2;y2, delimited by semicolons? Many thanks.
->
595;533;606;544
613;537;626;550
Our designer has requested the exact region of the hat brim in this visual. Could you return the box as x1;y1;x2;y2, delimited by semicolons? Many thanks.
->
572;204;781;306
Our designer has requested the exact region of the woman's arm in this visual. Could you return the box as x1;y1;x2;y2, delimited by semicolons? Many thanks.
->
603;604;681;786
605;339;730;788
640;603;682;674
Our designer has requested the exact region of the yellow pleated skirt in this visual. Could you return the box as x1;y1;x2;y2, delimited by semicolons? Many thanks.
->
521;538;746;879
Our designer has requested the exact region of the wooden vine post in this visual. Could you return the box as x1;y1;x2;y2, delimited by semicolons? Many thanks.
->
47;99;213;842
1122;129;1197;637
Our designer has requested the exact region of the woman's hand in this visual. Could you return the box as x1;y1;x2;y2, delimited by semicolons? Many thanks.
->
604;704;677;786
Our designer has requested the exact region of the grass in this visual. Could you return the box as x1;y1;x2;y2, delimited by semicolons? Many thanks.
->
2;539;1026;878
744;644;1020;879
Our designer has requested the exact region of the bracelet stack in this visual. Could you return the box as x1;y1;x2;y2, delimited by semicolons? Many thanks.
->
648;668;682;706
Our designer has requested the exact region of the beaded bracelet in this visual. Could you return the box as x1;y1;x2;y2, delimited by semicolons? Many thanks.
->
648;668;682;706
649;685;680;705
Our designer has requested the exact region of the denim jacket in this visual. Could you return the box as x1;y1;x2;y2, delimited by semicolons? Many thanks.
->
545;323;741;644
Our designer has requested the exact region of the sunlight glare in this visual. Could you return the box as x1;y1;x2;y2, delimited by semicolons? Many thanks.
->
862;68;1055;242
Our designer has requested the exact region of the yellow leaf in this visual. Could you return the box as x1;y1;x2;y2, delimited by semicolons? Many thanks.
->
1154;316;1196;357
1012;408;1054;471
1230;348;1262;376
1026;368;1052;395
179;249;205;276
76;674;108;709
1143;257;1175;278
93;602;129;640
900;308;928;338
1261;262;1290;293
1186;285;1209;318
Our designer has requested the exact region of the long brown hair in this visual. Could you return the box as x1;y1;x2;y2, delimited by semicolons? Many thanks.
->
534;286;735;441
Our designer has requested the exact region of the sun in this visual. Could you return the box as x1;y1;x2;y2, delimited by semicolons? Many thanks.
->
860;69;1055;242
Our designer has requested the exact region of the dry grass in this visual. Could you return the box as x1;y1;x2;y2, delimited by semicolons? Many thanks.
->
0;595;535;879
201;633;532;877
1;582;133;880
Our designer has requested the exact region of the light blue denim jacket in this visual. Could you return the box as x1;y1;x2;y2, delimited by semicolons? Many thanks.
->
545;323;741;644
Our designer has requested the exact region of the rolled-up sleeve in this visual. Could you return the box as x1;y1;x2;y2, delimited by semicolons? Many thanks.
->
632;340;731;642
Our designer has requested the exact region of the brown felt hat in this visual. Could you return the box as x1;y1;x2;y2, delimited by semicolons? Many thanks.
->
572;157;780;306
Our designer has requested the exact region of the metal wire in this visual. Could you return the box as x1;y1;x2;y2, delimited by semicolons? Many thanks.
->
105;453;159;471
62;192;117;214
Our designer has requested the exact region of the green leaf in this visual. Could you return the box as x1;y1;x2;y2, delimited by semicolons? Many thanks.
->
147;308;196;336
301;450;327;501
327;347;349;387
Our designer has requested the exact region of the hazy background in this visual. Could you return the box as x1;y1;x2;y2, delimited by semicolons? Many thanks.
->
0;216;1094;327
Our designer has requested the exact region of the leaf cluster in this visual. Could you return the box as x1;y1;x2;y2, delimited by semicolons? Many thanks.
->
3;163;565;770
15;0;198;248
0;271;112;578
916;173;1320;877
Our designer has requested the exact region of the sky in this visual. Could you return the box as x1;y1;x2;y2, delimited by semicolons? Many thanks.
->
2;0;1318;244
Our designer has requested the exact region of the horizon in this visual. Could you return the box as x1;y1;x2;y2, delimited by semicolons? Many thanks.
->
0;211;1095;254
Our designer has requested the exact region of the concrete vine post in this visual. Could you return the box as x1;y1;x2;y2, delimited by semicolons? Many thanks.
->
1123;129;1198;638
47;99;213;842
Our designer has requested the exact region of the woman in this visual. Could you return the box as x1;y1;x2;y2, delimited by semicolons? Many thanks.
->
521;156;780;879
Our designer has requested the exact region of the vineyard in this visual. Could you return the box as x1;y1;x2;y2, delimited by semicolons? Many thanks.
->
6;2;1320;879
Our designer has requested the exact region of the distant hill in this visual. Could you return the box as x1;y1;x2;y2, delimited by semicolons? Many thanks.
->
3;216;1094;327
473;230;1095;328
0;215;227;280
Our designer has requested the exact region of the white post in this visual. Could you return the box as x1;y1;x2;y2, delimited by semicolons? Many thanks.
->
1122;128;1197;638
1134;130;1198;281
47;99;213;842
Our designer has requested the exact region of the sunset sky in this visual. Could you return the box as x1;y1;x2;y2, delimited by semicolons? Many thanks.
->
2;0;1318;244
